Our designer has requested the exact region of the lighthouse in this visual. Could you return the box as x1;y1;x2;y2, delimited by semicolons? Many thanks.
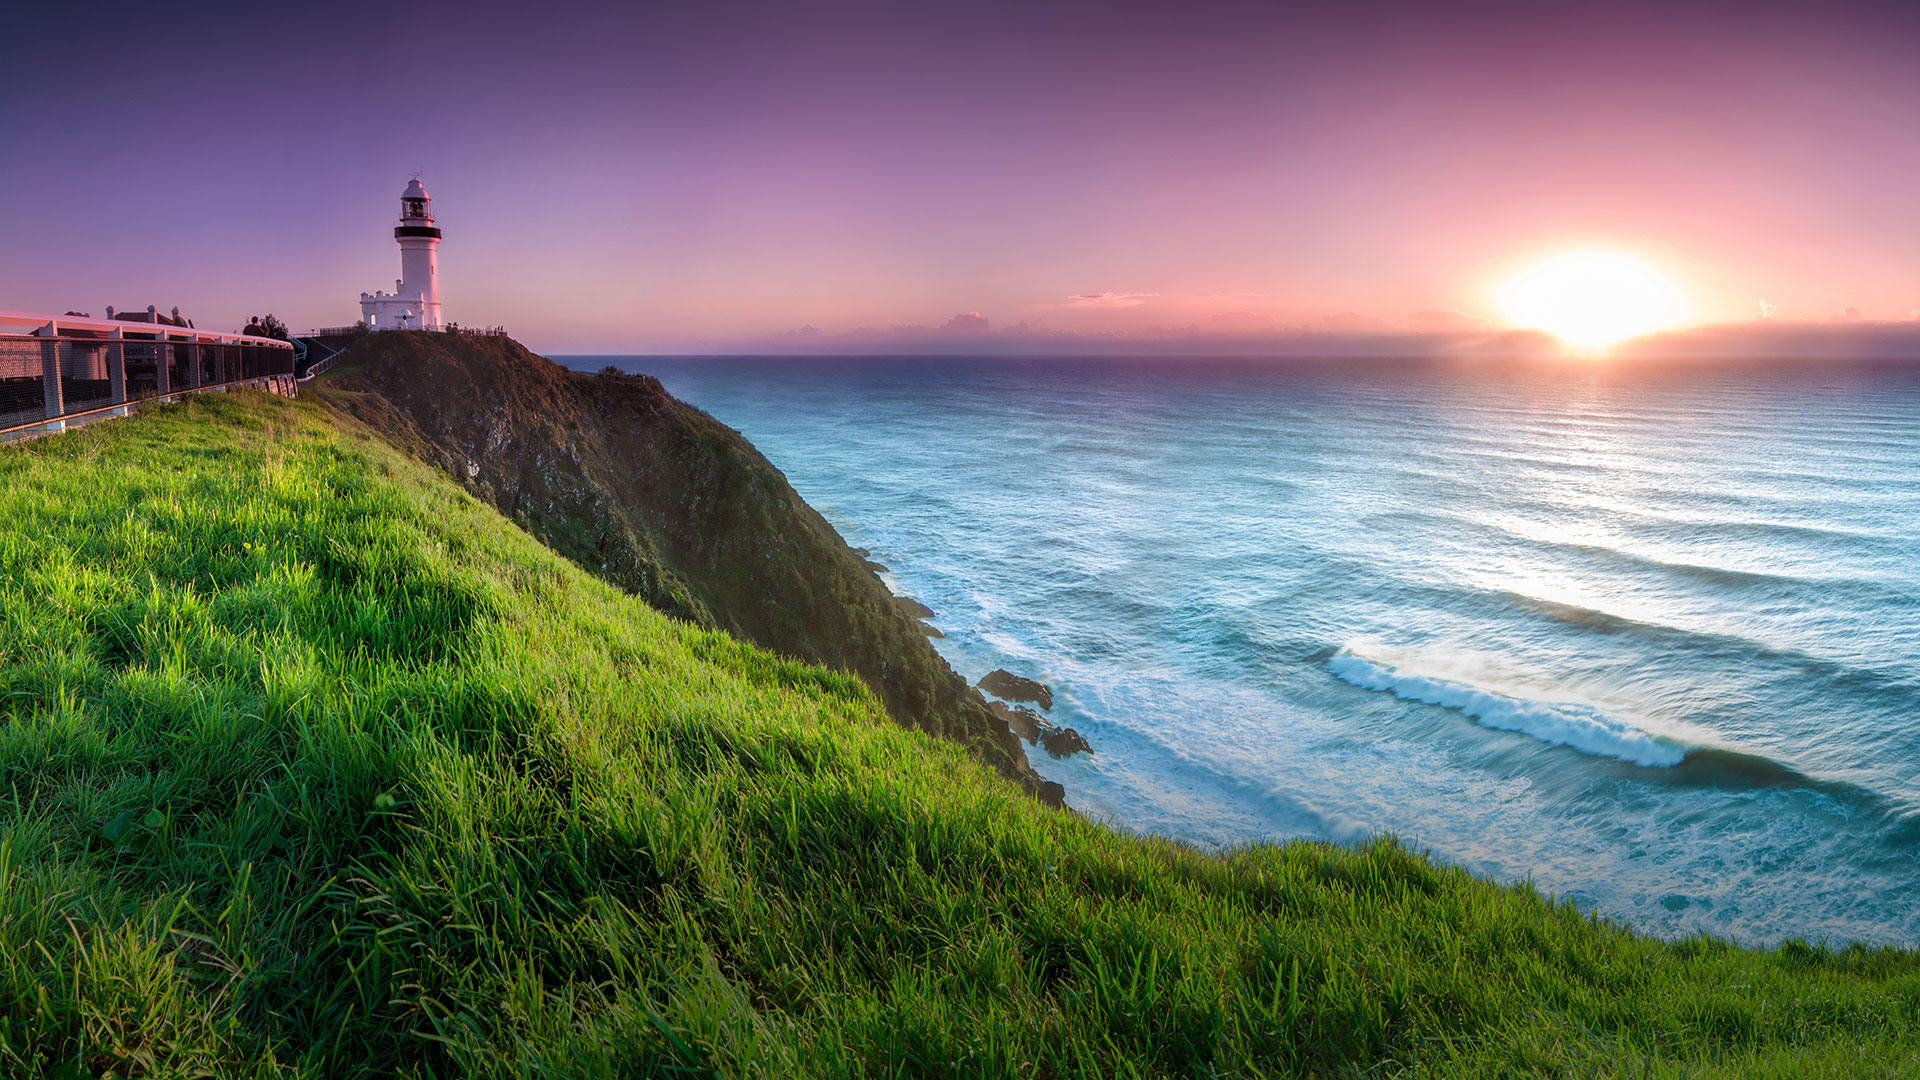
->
359;178;444;331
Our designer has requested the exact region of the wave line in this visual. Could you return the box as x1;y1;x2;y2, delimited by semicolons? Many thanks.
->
1328;648;1687;767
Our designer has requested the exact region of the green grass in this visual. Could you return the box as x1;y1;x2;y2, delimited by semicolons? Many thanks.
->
1;390;1917;1078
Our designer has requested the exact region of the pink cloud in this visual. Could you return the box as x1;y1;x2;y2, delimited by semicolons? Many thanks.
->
1407;309;1490;331
1210;310;1279;334
1068;292;1159;308
941;311;990;332
1322;311;1397;332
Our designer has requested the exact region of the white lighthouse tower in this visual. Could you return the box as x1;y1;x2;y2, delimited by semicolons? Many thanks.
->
359;178;444;331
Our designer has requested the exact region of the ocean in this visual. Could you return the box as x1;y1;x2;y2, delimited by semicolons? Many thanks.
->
564;354;1920;947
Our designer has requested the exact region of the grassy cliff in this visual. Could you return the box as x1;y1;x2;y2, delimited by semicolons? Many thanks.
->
1;389;1918;1077
320;333;1046;799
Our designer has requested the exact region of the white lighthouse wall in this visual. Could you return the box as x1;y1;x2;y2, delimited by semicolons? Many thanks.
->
398;238;439;323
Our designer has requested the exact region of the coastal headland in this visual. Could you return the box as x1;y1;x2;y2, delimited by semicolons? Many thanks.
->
0;334;1916;1076
320;331;1058;803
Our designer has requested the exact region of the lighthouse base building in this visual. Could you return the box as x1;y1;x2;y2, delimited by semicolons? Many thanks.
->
360;178;444;331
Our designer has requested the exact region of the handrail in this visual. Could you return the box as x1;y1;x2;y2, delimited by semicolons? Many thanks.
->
0;374;298;438
301;354;341;381
296;336;344;381
0;309;295;349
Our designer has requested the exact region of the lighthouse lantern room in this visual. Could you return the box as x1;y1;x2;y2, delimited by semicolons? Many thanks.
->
360;178;444;331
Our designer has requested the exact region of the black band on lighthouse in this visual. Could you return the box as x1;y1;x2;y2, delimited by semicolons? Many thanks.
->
394;226;443;239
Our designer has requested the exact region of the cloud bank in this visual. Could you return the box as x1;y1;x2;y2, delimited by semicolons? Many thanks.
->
1066;292;1160;308
742;312;1920;359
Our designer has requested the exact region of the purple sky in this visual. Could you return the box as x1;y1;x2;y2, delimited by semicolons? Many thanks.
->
4;1;1917;354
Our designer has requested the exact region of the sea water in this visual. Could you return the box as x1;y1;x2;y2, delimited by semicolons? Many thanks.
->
567;354;1920;946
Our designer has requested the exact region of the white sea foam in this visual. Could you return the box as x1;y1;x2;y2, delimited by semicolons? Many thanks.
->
1328;649;1687;767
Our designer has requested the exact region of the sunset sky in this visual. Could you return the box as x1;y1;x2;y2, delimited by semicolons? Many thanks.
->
4;1;1917;353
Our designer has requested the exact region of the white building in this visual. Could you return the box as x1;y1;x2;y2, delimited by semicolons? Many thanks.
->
360;178;443;331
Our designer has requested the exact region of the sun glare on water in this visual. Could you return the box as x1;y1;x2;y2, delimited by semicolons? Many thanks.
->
1498;252;1685;349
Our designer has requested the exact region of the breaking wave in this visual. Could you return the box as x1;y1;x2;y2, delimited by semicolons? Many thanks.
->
1328;649;1688;767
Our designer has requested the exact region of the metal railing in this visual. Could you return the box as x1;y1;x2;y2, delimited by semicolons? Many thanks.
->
304;324;508;339
0;310;297;440
303;353;343;380
296;337;345;381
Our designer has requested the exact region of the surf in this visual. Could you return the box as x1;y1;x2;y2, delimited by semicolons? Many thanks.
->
1327;647;1688;767
617;354;1920;946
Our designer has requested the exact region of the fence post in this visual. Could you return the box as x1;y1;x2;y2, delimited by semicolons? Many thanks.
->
188;334;204;389
36;321;65;431
155;330;172;399
109;328;127;412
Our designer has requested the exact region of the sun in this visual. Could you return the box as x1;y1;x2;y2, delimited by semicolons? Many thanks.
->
1497;251;1685;348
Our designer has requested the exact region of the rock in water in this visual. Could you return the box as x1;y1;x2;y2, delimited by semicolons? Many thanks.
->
987;691;1090;758
987;700;1043;742
1040;726;1092;760
979;669;1053;711
894;596;936;619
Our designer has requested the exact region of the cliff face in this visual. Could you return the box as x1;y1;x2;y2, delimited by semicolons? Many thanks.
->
323;332;1053;800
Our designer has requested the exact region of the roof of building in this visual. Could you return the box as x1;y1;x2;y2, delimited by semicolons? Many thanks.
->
111;309;189;327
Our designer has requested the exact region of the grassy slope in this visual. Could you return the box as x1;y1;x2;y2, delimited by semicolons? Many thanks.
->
0;391;1916;1079
321;333;1042;797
